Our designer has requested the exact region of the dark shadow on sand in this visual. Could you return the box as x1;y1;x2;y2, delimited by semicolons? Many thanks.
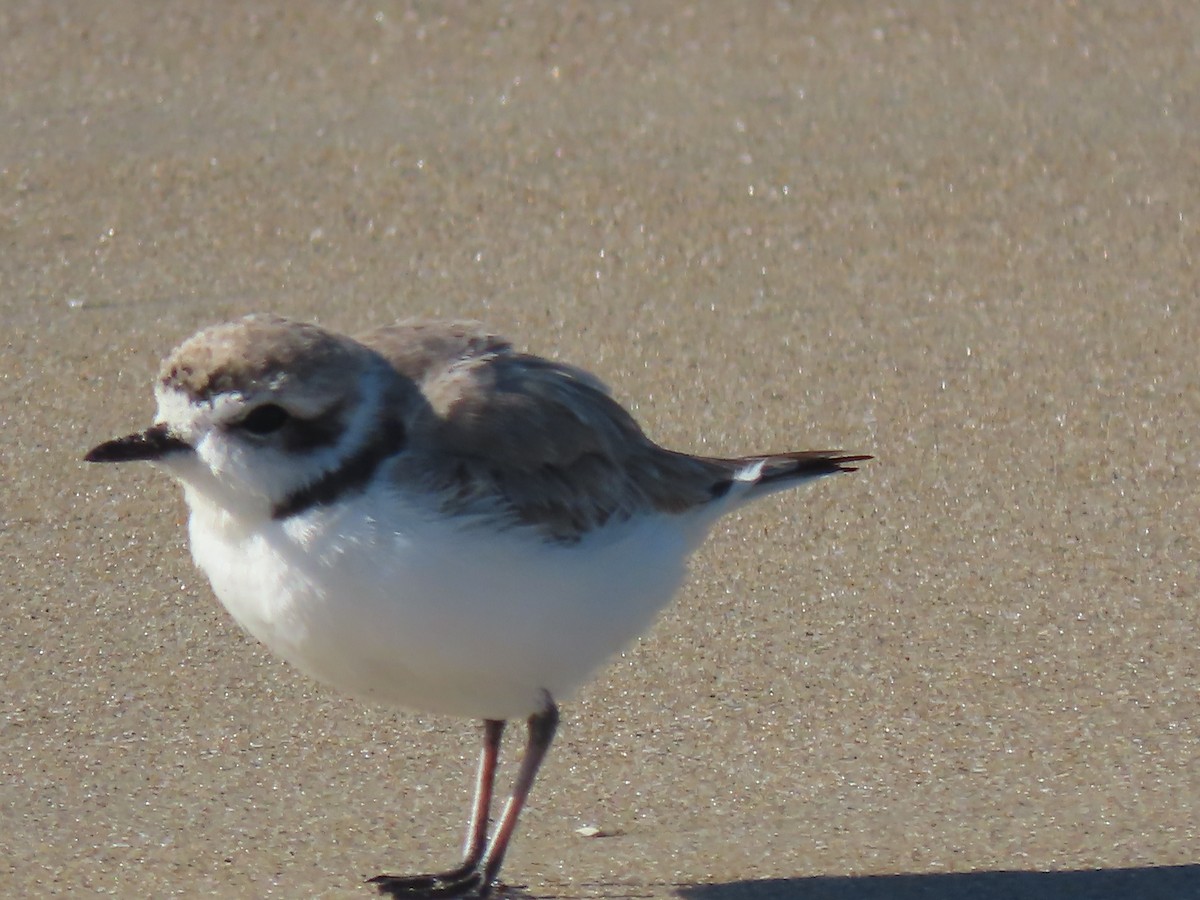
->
676;864;1200;900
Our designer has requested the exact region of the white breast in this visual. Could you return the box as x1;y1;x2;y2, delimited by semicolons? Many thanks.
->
185;488;713;720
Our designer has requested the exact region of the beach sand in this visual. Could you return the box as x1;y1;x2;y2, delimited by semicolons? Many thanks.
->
3;2;1197;897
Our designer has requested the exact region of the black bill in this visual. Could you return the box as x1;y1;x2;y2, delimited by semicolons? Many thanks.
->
85;424;192;463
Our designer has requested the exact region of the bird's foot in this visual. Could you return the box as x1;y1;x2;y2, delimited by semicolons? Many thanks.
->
369;865;494;898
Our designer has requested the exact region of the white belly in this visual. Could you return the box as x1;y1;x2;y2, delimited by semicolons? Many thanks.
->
186;489;708;720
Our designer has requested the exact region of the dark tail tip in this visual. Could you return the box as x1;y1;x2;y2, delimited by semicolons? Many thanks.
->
758;451;873;483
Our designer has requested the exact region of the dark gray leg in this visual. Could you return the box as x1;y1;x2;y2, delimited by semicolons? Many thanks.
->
370;697;559;898
478;701;559;895
370;719;505;897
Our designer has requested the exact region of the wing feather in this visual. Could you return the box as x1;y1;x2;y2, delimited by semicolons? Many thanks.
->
360;322;861;541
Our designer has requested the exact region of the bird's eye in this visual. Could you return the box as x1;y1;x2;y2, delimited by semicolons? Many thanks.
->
238;403;290;435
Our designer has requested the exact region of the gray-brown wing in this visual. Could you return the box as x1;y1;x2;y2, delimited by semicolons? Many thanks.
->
358;319;512;384
360;321;728;540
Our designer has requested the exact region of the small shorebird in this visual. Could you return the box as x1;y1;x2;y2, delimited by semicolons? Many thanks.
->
86;314;868;896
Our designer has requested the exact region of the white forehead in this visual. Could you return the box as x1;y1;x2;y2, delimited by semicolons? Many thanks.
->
154;384;245;436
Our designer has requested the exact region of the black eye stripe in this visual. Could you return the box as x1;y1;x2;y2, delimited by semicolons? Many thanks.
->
232;402;344;450
281;410;344;451
238;403;290;435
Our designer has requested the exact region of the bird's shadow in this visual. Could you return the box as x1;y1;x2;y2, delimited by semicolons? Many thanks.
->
672;864;1200;900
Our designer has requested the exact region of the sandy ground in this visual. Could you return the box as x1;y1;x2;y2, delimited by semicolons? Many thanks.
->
3;2;1198;898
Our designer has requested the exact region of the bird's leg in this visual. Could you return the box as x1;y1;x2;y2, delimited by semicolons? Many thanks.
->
459;719;506;872
477;699;559;896
370;719;505;897
370;697;559;899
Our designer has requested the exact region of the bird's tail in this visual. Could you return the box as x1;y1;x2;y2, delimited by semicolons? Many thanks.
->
715;450;871;505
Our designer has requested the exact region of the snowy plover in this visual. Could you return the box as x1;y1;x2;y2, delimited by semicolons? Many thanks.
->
86;314;869;897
